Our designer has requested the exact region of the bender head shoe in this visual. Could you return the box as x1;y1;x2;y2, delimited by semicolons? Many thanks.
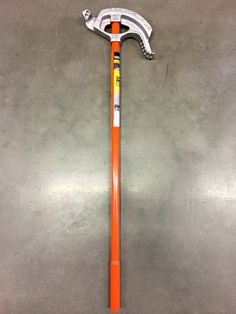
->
82;8;155;59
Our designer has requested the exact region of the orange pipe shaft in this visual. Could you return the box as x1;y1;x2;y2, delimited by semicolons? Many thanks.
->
110;22;121;313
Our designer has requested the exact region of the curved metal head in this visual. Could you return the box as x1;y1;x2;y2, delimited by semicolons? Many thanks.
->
82;8;155;60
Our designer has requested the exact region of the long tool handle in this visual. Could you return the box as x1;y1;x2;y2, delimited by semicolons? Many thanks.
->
110;22;121;313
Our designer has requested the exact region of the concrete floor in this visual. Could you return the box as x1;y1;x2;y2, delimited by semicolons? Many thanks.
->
1;0;236;313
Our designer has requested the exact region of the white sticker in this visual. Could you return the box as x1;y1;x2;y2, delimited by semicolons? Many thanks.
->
114;110;120;127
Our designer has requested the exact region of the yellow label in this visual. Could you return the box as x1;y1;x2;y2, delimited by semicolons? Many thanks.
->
113;53;120;127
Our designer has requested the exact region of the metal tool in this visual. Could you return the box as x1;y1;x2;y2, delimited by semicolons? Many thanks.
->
82;8;154;312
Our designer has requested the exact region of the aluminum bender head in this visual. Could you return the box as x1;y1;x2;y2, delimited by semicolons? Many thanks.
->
82;8;155;60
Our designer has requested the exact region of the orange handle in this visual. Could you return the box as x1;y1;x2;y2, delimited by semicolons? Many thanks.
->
110;22;121;313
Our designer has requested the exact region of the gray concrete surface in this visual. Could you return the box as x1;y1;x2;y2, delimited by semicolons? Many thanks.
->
0;0;236;313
